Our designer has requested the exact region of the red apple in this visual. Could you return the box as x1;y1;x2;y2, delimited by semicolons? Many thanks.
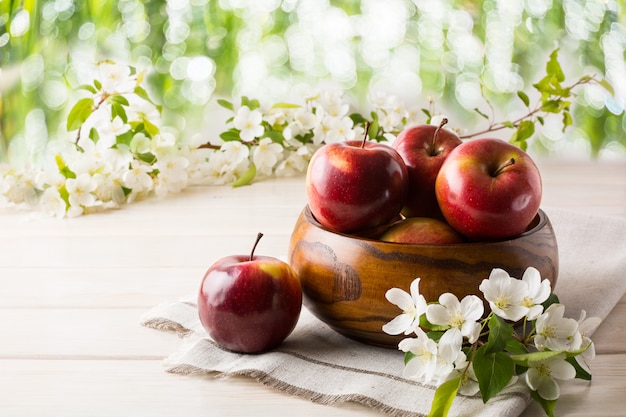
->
380;217;465;244
392;120;462;219
197;233;302;353
306;134;409;234
435;138;542;241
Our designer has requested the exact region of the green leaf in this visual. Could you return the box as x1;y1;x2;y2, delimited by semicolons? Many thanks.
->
217;99;235;111
94;79;102;90
110;95;129;106
542;293;560;310
77;84;97;94
263;130;285;144
517;91;530;107
428;377;461;417
368;119;379;141
515;120;535;143
349;112;367;125
220;128;242;142
530;390;557;417
505;339;528;355
89;127;100;143
271;102;301;109
241;96;260;110
562;111;573;131
565;356;592;381
142;116;160;137
404;351;416;365
67;97;94;131
112;103;128;124
232;163;256;188
55;155;76;179
116;131;133;147
134;86;153;103
121;186;133;197
486;314;513;354
58;185;70;210
510;350;564;367
137;152;157;164
473;345;515;403
546;48;565;82
541;100;562;113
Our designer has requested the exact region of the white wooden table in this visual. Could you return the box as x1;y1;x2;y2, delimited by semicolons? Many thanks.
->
0;159;624;416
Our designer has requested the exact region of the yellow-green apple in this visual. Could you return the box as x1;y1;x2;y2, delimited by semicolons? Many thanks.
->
306;136;409;234
435;138;542;241
380;217;465;244
197;233;302;353
392;120;462;219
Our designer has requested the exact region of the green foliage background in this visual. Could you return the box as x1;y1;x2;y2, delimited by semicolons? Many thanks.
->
1;0;624;162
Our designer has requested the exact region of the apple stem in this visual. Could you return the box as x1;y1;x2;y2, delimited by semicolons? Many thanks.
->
493;157;516;176
430;118;448;156
361;121;371;149
250;232;263;261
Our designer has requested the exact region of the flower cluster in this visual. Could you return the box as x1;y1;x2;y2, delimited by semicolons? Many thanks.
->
383;267;600;417
0;62;425;218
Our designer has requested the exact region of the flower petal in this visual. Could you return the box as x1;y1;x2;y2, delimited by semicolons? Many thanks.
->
382;314;413;335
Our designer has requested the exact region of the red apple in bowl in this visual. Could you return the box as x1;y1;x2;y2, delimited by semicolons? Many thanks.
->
392;120;462;219
380;217;465;244
306;134;408;234
435;138;542;241
197;233;302;353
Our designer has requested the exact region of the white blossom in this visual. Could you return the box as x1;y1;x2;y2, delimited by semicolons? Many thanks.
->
221;141;250;165
479;268;529;322
520;267;552;320
65;173;98;208
426;293;484;343
39;187;67;219
400;327;464;386
154;155;189;196
525;353;576;400
574;310;602;373
382;278;428;335
233;106;264;142
253;138;283;176
534;304;582;352
123;160;153;193
98;62;137;94
398;328;439;383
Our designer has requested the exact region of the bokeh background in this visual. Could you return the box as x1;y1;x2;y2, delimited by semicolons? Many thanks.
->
1;0;625;164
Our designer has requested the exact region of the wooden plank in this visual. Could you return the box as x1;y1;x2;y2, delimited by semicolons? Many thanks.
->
0;267;203;308
0;355;623;417
0;308;185;359
0;359;376;417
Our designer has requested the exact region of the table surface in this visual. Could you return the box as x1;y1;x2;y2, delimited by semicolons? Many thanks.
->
1;158;625;417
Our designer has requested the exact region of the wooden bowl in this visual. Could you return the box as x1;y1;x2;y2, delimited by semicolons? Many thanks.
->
288;206;559;349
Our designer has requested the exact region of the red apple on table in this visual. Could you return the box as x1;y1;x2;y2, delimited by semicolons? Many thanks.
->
197;233;302;353
306;132;409;234
380;217;465;244
435;138;542;241
392;119;462;219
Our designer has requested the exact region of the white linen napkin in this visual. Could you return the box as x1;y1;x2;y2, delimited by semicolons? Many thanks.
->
141;208;626;417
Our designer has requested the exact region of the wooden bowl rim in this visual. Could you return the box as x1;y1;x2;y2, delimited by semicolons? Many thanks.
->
301;205;550;249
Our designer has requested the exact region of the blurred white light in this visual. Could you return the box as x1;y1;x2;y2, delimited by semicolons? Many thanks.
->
21;54;45;91
41;79;69;110
170;56;190;80
10;9;30;37
187;56;215;81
